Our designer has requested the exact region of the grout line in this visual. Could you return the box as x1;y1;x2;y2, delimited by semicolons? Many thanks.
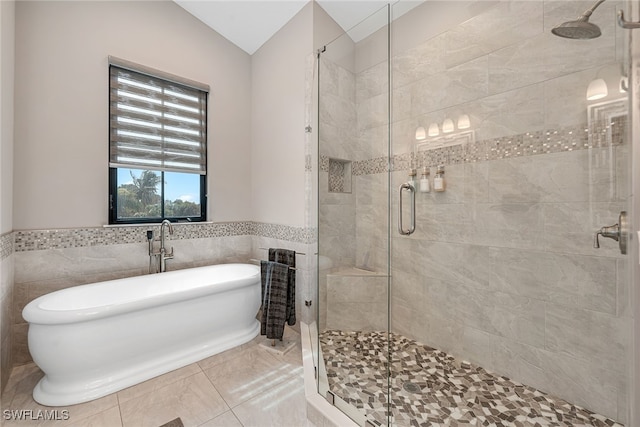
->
116;391;125;427
117;401;126;427
197;376;234;426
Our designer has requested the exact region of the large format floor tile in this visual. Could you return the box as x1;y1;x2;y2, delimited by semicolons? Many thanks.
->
3;364;119;427
1;327;311;427
119;372;229;427
232;375;307;427
202;346;299;409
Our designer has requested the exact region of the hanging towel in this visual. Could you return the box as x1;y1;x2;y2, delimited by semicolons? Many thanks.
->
269;248;296;326
260;260;290;340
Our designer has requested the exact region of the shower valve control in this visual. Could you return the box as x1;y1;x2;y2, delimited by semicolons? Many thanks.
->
594;211;628;255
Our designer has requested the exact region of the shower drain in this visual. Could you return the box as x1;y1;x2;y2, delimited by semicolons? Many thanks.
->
402;381;421;394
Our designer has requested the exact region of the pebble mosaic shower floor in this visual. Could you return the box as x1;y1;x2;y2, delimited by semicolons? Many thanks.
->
319;330;623;427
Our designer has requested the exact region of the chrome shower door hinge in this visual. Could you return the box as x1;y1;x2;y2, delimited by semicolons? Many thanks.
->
326;390;335;405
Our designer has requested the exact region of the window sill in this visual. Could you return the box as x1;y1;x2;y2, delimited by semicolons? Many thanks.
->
103;221;215;228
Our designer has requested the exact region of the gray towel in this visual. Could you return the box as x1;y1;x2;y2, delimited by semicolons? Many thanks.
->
269;248;296;326
260;260;289;340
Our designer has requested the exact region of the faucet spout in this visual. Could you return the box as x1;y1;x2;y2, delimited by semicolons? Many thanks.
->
160;220;174;272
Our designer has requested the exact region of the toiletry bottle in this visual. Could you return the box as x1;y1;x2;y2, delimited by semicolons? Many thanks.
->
408;168;417;190
420;166;430;193
434;165;445;192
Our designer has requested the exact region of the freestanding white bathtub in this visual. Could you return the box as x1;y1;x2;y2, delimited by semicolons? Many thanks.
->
22;263;261;406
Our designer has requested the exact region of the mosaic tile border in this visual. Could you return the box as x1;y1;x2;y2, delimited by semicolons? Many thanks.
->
14;221;315;252
252;222;316;244
0;232;13;260
321;119;626;176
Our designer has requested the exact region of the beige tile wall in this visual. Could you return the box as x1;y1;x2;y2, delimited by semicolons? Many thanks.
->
10;223;316;367
0;237;14;396
318;0;630;423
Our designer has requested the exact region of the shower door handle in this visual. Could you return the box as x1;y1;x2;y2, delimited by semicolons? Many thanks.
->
398;183;415;235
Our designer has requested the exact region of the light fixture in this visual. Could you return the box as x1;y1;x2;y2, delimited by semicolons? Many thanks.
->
415;126;426;140
586;78;608;100
442;118;454;133
427;123;439;137
457;114;470;129
620;76;628;93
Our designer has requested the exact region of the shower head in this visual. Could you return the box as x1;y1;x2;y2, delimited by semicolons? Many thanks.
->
551;19;602;39
551;0;605;39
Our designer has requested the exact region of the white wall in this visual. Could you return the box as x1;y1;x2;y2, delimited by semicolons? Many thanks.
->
13;1;252;230
250;2;313;227
0;0;15;396
1;0;14;235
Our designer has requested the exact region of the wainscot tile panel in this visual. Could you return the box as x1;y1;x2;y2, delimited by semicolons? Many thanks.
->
11;222;316;367
1;233;15;396
13;222;315;253
0;232;13;260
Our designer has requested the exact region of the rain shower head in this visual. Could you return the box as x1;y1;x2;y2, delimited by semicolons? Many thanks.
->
551;19;602;39
551;0;605;39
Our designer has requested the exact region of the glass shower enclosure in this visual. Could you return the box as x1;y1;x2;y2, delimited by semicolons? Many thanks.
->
316;5;391;425
313;0;633;426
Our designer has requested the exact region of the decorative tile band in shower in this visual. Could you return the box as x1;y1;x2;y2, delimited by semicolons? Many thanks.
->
13;221;316;252
322;119;626;176
353;157;390;175
0;232;13;260
252;222;316;244
319;155;330;172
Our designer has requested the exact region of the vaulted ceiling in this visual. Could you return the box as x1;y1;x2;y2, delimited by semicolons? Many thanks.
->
174;0;424;54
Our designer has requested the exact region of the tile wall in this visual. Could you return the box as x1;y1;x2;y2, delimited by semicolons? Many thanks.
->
325;269;388;332
1;232;14;396
317;0;630;423
10;222;316;367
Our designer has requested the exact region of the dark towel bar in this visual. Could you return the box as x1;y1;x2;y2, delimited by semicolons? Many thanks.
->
249;258;297;270
258;247;306;255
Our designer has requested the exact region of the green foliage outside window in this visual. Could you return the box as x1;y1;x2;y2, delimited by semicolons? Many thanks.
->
116;170;200;220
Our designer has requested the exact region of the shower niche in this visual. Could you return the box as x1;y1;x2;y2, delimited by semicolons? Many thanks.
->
327;158;352;194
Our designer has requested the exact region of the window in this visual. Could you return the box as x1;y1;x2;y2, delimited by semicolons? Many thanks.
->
108;57;208;224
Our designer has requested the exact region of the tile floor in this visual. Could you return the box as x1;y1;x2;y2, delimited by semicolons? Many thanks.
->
320;330;623;427
1;328;313;427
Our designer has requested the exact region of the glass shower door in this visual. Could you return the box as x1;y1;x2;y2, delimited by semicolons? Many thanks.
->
388;0;632;425
315;0;633;425
316;5;391;426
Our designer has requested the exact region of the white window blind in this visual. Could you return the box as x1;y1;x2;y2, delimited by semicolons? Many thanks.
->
109;63;208;175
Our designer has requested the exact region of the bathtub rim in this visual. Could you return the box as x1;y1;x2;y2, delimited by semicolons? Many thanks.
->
26;262;262;406
22;263;260;325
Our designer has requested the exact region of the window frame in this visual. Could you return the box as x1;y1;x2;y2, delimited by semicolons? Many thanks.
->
107;58;208;225
108;169;207;225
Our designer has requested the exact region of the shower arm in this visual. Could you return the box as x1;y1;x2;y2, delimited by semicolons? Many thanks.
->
618;10;640;29
579;0;640;30
580;0;606;21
